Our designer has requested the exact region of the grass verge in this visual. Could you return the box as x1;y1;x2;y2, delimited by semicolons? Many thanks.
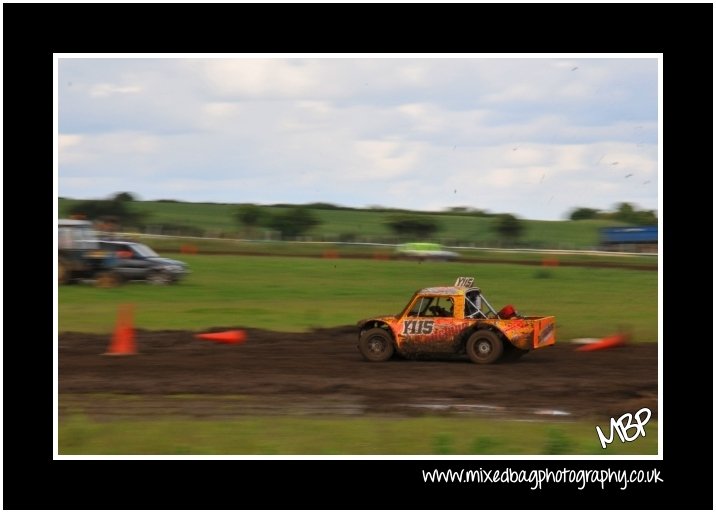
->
59;413;657;456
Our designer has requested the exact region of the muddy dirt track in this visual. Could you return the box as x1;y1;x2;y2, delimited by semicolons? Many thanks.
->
59;326;658;421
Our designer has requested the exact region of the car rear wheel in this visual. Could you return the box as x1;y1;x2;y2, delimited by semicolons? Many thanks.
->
466;330;503;364
359;328;395;362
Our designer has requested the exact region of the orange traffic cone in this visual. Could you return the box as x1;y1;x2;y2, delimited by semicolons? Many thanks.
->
104;304;137;355
576;333;627;352
195;330;247;344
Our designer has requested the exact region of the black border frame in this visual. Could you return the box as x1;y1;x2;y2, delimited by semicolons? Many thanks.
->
3;2;712;510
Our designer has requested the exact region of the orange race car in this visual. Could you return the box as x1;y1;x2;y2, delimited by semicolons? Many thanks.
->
357;277;556;364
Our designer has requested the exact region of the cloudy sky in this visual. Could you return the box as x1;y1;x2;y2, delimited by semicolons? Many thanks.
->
57;55;659;221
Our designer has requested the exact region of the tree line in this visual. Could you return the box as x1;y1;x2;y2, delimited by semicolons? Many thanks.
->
237;205;525;241
567;202;657;225
63;192;656;243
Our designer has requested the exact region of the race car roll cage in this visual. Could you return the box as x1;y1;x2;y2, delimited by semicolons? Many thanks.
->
464;288;500;319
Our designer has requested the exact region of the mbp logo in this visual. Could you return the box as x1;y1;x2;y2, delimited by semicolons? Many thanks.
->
595;408;652;449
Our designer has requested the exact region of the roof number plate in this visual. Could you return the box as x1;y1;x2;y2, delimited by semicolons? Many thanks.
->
455;276;474;287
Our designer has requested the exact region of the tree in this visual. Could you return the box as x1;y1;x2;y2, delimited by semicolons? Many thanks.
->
267;207;320;238
614;202;636;222
113;191;137;202
566;203;657;225
493;213;524;242
631;210;658;225
234;204;266;236
385;215;441;239
609;202;658;225
68;198;145;228
568;207;601;221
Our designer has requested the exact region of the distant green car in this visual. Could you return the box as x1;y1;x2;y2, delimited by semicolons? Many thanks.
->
395;242;459;261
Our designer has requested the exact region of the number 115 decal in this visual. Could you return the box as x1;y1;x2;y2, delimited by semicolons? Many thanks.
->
403;319;435;335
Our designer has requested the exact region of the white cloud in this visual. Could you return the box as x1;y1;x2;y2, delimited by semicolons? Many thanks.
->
90;132;160;155
58;134;82;150
203;59;320;98
203;102;243;118
89;83;142;98
58;134;86;164
396;103;450;134
397;63;430;85
352;140;422;179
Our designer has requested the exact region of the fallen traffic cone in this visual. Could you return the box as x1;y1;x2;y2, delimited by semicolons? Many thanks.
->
195;330;247;344
104;304;137;355
576;333;627;352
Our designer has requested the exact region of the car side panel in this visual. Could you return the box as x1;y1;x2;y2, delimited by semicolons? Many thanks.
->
121;251;153;279
395;316;474;354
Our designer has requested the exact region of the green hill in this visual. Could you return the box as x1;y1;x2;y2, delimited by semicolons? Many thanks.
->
58;198;625;250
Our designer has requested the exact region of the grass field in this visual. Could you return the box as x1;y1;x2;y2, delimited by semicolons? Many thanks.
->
59;412;657;455
58;254;658;341
59;198;630;249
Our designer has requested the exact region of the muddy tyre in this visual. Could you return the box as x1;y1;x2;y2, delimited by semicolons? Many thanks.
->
359;328;395;362
466;330;504;364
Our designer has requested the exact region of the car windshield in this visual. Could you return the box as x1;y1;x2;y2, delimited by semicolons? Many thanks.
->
406;296;454;317
407;296;434;316
132;243;160;258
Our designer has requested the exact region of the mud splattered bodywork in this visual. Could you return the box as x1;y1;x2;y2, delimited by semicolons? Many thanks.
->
357;277;556;363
